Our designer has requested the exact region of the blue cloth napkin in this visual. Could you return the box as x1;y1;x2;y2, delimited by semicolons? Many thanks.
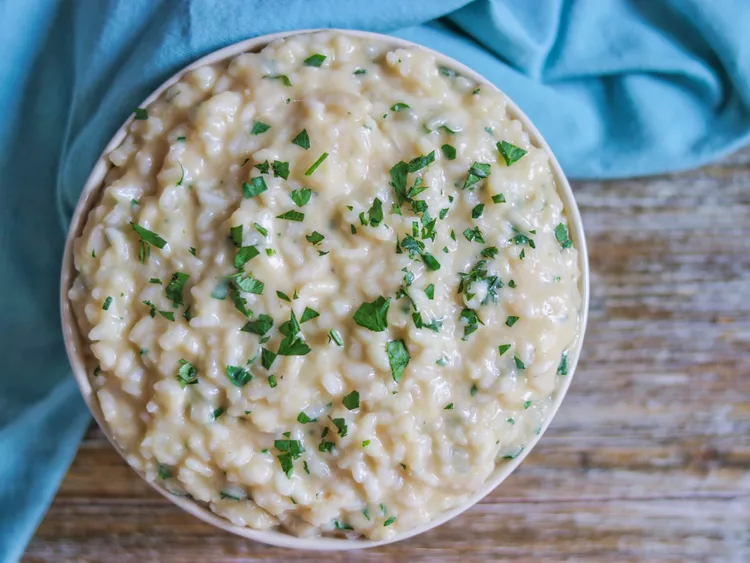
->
2;0;749;560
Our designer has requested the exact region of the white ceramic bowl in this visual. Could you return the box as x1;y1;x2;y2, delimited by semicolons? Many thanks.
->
60;28;590;550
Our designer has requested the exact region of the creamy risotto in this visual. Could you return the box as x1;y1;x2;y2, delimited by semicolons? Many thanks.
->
69;31;582;540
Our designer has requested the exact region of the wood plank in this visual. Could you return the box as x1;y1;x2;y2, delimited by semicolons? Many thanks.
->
24;148;750;562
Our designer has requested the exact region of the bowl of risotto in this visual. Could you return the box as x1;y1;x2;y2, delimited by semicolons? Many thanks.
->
60;29;589;549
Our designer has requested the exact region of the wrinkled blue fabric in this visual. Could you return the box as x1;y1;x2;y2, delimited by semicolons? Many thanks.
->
1;0;748;560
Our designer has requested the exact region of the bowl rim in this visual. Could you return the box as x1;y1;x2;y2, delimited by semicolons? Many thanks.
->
59;28;590;550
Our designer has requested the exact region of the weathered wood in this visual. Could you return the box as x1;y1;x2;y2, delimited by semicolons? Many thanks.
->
23;148;750;563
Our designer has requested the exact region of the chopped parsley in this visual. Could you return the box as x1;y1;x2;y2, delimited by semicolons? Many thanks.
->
261;347;277;370
391;102;410;112
438;65;458;77
319;439;335;453
421;253;441;271
243;177;267;198
131;222;167;264
297;411;316;424
557;352;569;375
305;231;325;245
353;296;390;332
276;290;291;302
212;407;226;420
514;356;526;369
470;384;478;396
305;152;328;176
149;277;162;285
491;193;506;204
189;247;197;256
386;340;410;382
463;226;485;243
497;141;528;166
331;417;348;437
366;197;384;227
102;296;113;311
292;129;311;149
353;68;368;75
304;53;326;67
165;272;189;307
240;314;273;336
383;516;397;527
342;390;360;410
425;284;435;300
176;359;197;388
277;210;305;222
158;464;173;479
232;273;264;294
441;144;457;160
524;400;532;409
300;307;319;323
460;308;483;340
134;108;148;120
230;225;243;247
271;160;290;180
463;162;491;190
254;160;270;174
555;223;573;248
444;403;454;410
481;246;499;259
328;328;343;346
498;344;511;356
268;374;278;388
234;246;260;268
407;150;435;173
472;204;485;219
251;121;271;135
264;74;292;87
253;223;268;237
274;439;305;477
362;440;371;448
506;316;520;327
226;365;253;387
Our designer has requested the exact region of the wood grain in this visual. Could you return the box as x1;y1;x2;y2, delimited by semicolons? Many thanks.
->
23;148;750;563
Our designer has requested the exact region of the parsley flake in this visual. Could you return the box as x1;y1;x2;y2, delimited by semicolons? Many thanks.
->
463;162;491;190
102;296;113;311
251;121;271;135
441;144;457;160
226;365;252;387
386;340;410;382
292;129;311;150
555;223;573;249
176;359;197;388
353;296;390;332
277;210;305;222
391;103;410;112
304;54;326;67
497;141;528;166
342;390;360;410
134;108;148;120
243;177;267;198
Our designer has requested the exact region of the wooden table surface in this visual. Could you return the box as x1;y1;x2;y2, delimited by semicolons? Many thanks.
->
24;149;750;562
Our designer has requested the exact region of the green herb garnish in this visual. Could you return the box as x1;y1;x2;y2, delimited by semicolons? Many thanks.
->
386;340;410;382
555;223;573;249
481;246;499;259
243;177;267;198
353;296;390;332
226;365;252;387
305;152;328;176
290;188;312;207
301;307;319;323
506;316;519;327
472;204;485;219
463;162;491;190
342;390;360;410
353;68;367;75
264;74;292;87
391;102;410;112
305;231;324;245
277;210;304;222
383;516;397;527
304;54;326;67
498;344;511;356
328;328;343;346
514;356;526;369
444;403;454;410
102;296;113;311
271;160;290;180
166;272;189;307
460;308;483;340
240;314;273;336
251;121;271;135
177;359;197;388
297;411;316;423
134;108;148;120
235;246;260;268
331;417;348;437
557;352;569;375
291;129;311;150
268;374;278;388
492;193;506;204
497;141;528;166
441;144;456;160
